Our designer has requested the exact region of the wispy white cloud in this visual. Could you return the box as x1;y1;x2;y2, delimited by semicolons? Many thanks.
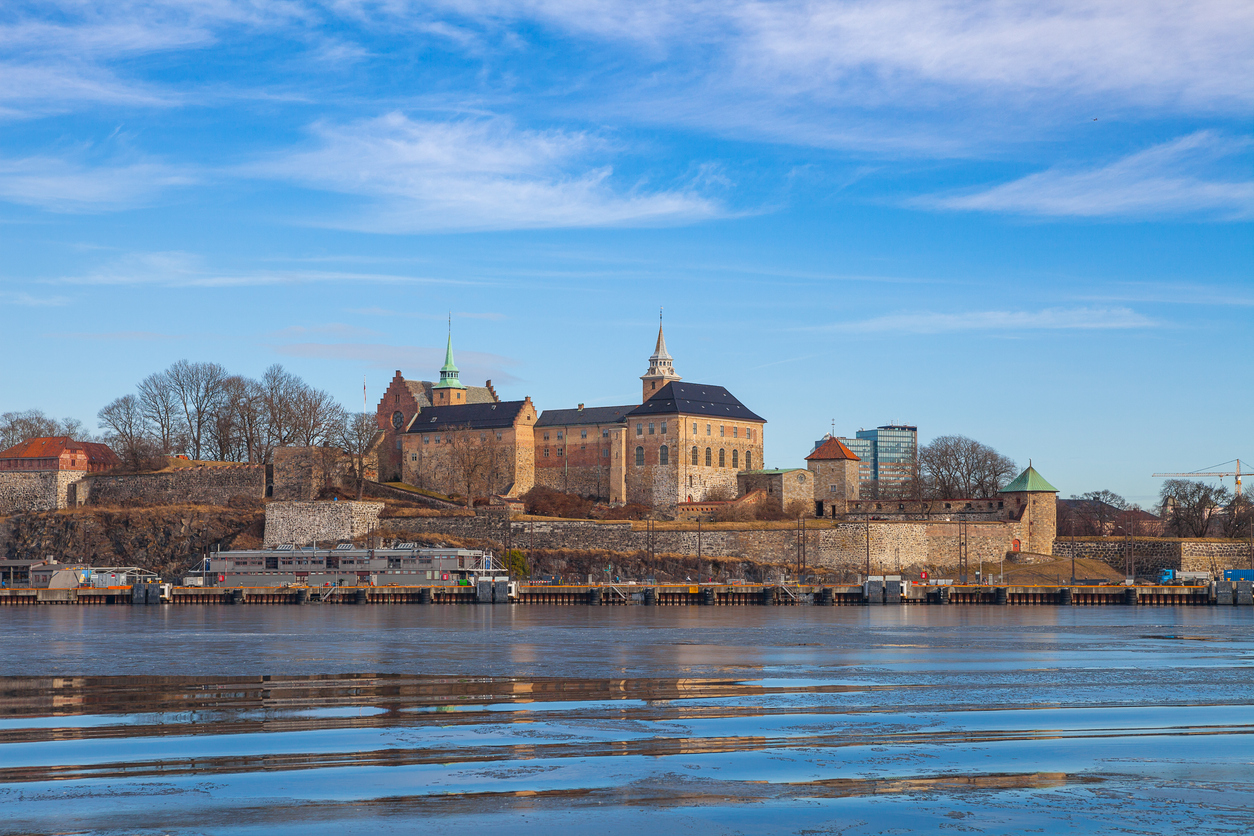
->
0;154;196;211
825;306;1155;334
53;250;482;287
923;133;1254;218
250;112;722;231
1;291;72;307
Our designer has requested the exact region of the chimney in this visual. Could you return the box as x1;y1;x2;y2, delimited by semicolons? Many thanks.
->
577;403;584;411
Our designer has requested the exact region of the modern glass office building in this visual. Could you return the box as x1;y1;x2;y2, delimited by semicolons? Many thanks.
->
832;425;918;492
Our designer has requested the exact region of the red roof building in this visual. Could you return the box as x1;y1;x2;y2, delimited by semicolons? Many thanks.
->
0;437;120;473
805;436;860;462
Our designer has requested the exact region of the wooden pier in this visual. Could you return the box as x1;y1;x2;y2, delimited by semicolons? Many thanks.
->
0;581;1239;607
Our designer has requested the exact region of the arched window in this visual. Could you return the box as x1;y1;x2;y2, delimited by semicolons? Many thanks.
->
745;450;752;470
718;449;726;467
635;446;644;466
732;449;739;469
705;447;712;466
691;446;699;465
659;445;669;465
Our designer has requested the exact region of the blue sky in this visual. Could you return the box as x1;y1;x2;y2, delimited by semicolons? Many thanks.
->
1;1;1251;506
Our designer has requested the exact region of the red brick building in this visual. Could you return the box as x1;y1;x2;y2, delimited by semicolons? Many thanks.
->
0;437;120;473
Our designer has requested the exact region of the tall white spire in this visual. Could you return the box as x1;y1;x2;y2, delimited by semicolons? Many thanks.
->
641;308;680;401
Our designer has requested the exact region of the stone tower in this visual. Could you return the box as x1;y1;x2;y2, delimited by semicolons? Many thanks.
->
640;318;681;402
431;329;467;407
806;435;861;517
999;463;1058;555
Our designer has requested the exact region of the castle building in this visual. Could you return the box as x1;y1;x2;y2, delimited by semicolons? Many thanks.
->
400;398;537;499
998;464;1058;555
535;323;765;514
375;321;765;514
805;435;861;517
375;332;499;482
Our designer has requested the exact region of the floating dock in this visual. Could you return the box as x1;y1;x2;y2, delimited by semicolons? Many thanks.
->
1;580;1248;607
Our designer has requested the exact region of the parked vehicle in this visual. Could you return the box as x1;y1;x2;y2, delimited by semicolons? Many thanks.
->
1157;569;1211;585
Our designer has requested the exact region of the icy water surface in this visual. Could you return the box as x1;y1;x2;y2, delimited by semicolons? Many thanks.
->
1;606;1252;835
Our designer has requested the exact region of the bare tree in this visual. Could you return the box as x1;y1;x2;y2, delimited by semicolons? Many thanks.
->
1219;495;1253;539
0;409;88;450
336;412;381;500
1070;490;1128;535
97;395;164;470
1160;479;1229;537
445;426;494;501
260;364;302;451
137;371;183;454
165;359;229;460
290;385;344;448
918;435;1017;499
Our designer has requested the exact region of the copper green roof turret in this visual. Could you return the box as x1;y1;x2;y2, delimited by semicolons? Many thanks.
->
433;327;465;390
999;464;1058;493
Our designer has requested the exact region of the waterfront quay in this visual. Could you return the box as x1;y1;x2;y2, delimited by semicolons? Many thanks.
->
0;580;1243;607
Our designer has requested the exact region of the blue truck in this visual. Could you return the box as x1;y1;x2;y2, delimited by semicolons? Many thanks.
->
1157;569;1212;585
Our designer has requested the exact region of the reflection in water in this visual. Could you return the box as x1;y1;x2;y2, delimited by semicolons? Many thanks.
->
0;607;1252;835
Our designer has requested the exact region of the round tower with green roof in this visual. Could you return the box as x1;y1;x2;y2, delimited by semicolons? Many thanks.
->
999;463;1058;555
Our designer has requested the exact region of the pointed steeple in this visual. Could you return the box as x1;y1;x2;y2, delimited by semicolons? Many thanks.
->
641;308;681;402
433;317;466;396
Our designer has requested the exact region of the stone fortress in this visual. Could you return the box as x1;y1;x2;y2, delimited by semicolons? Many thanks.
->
370;319;1060;558
0;320;1082;572
376;321;766;516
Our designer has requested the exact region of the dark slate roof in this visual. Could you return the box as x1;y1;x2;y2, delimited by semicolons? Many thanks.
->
535;405;635;428
625;382;765;422
406;400;529;432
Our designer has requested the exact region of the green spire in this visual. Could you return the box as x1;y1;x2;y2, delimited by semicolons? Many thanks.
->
433;320;465;390
999;464;1058;493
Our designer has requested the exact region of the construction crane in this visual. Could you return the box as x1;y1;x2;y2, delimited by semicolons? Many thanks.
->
1153;459;1248;497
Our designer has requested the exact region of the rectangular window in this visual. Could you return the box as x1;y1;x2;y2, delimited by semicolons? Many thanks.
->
423;436;429;444
706;423;711;436
543;432;549;440
648;422;655;435
411;453;417;461
580;429;587;439
581;444;586;451
556;431;563;439
661;421;667;434
602;448;609;457
544;448;550;457
637;423;643;436
496;432;503;440
557;448;563;457
720;425;725;437
602;429;609;438
733;427;738;438
434;435;440;443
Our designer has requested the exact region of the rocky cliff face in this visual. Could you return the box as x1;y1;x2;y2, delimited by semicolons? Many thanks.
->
1;504;264;579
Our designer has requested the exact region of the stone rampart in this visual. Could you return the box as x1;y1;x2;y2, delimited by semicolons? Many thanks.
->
263;500;384;547
377;514;1025;573
1052;537;1254;576
0;471;72;514
84;466;265;507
